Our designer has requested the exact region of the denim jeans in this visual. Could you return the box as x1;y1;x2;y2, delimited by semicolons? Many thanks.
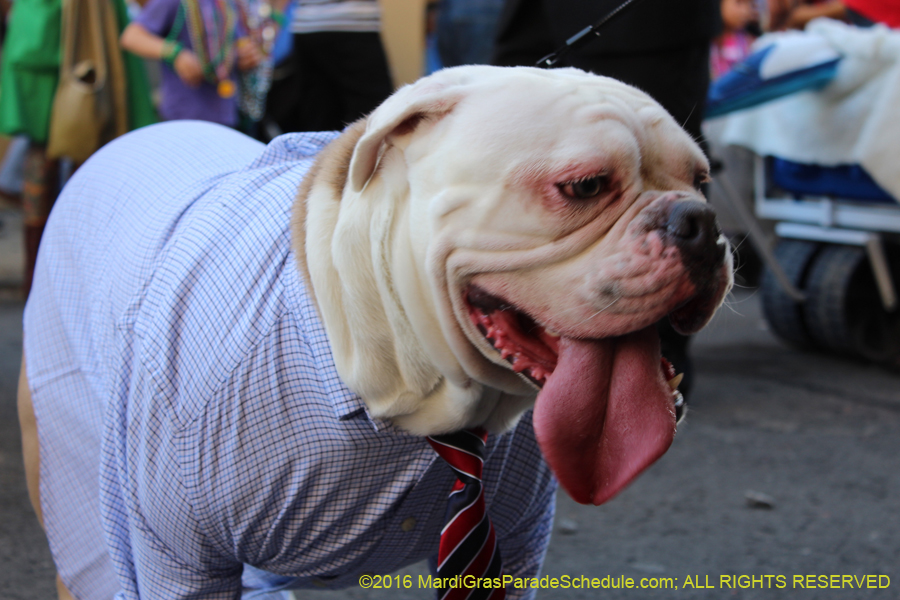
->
436;0;505;67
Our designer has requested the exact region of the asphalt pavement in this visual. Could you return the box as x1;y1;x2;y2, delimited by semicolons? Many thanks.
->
1;213;898;599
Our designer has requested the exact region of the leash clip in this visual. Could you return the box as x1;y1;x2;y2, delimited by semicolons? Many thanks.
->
535;0;652;69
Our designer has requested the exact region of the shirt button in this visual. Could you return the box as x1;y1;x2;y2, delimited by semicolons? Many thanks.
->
401;517;417;532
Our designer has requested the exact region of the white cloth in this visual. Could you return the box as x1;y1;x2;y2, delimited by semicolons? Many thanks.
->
716;19;900;201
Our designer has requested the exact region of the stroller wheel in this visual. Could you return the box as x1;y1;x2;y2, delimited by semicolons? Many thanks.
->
761;239;821;349
803;243;900;365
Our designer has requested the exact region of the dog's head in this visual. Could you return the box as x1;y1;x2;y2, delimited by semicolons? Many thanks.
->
298;66;732;505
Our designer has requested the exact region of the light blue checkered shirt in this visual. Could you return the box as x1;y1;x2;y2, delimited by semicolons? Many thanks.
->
24;121;556;599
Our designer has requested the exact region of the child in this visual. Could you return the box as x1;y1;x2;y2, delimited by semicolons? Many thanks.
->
121;0;267;127
711;0;759;79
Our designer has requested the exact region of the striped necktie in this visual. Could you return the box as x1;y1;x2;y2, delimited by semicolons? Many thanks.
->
427;428;505;600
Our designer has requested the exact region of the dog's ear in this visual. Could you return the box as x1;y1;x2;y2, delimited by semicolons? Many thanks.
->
348;76;466;192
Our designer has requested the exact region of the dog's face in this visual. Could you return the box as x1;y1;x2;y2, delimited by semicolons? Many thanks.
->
300;66;732;506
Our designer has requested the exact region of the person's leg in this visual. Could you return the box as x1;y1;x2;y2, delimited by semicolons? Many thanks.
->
491;0;556;67
266;35;312;134
299;32;359;132
436;0;506;67
17;355;76;600
265;33;344;133
312;32;394;129
21;143;58;298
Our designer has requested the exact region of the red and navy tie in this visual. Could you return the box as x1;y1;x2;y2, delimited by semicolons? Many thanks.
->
427;428;505;600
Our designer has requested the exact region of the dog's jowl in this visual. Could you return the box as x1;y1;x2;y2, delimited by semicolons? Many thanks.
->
20;66;731;598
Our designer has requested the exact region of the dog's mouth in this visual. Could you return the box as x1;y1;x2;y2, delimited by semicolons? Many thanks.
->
466;285;684;505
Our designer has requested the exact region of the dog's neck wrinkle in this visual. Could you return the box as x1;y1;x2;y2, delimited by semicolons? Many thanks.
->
292;119;367;318
293;121;466;433
294;120;536;437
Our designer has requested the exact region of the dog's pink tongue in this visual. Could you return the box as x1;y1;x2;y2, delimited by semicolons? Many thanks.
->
533;326;676;505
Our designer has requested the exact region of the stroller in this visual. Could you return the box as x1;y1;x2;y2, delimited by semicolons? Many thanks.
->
705;18;900;366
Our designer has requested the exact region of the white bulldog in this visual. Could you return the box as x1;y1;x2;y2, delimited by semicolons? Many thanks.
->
296;65;732;504
19;65;732;598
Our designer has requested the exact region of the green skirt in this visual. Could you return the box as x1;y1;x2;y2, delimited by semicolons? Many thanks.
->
0;0;156;144
0;0;63;143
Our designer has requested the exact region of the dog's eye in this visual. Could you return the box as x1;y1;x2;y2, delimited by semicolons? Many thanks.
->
559;175;608;200
693;170;711;191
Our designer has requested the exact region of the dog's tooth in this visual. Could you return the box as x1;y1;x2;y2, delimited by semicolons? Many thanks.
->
668;373;684;391
544;328;561;337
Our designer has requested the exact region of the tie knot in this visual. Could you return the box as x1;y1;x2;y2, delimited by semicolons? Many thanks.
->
427;428;488;481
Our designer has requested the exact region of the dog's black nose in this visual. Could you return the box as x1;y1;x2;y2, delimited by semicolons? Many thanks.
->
666;200;718;247
664;200;724;279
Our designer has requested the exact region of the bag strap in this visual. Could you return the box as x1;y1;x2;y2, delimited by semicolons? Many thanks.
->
100;0;129;137
60;0;108;90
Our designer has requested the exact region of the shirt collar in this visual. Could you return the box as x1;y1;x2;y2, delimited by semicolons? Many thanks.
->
293;267;393;431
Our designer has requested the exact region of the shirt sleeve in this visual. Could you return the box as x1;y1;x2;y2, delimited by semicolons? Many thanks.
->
134;0;180;37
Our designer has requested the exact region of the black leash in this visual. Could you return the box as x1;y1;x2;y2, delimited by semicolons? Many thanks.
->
535;0;653;69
